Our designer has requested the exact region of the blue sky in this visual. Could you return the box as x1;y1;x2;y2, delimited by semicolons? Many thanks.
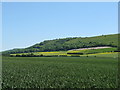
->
2;2;118;51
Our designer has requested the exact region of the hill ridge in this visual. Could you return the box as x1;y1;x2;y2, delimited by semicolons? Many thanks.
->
3;34;118;54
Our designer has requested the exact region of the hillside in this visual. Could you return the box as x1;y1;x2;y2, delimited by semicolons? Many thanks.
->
3;34;118;54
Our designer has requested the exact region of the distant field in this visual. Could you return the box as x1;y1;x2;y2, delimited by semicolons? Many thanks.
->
2;56;118;88
67;47;117;54
10;47;118;57
86;52;118;58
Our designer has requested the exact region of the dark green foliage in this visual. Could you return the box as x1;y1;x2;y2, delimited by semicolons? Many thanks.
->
2;34;119;54
67;52;83;55
14;53;44;57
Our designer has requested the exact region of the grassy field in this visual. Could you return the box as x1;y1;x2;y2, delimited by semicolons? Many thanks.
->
67;47;117;54
2;55;118;88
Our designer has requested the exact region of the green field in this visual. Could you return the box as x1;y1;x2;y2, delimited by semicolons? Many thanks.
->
2;55;118;88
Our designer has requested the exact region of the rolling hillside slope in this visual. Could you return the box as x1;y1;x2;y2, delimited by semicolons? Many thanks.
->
3;34;118;54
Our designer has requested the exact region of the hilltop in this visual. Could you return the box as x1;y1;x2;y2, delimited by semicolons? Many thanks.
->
3;34;118;54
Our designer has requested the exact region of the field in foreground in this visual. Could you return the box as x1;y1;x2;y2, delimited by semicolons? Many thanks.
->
2;56;118;88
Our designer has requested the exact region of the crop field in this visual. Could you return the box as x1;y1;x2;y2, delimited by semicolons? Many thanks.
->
2;55;118;88
67;48;117;54
10;47;117;57
10;51;67;56
86;52;118;58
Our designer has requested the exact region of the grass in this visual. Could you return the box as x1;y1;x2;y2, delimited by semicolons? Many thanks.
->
2;55;118;88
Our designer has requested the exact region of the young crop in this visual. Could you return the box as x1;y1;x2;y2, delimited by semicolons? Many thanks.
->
2;56;118;88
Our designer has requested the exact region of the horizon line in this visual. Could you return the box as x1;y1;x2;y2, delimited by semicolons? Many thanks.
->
1;33;118;52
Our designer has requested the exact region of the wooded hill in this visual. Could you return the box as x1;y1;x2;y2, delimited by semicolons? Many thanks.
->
2;34;118;54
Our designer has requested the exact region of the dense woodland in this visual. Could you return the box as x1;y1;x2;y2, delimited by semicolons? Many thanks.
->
2;34;119;55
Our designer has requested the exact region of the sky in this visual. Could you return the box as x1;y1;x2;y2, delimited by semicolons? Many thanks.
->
2;2;118;51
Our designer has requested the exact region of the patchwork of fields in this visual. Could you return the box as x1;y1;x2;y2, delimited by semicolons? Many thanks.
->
2;54;118;88
10;47;118;57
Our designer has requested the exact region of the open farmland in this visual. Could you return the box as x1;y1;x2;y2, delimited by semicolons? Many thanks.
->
2;56;118;88
10;47;118;57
